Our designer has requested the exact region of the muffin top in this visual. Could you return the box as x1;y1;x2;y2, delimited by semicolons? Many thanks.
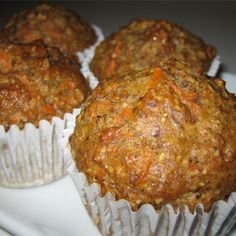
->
2;3;97;57
0;40;89;130
91;19;216;81
70;59;236;212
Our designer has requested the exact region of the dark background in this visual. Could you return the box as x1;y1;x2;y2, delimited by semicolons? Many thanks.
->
0;1;235;74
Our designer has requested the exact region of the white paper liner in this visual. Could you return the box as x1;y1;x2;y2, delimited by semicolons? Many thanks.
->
77;25;104;90
61;113;236;236
67;165;236;236
0;117;64;187
207;55;221;77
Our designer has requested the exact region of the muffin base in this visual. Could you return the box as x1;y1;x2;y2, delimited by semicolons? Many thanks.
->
62;109;236;236
0;117;66;188
68;166;236;236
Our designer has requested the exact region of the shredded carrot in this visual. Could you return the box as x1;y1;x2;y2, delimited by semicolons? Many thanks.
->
114;107;133;125
108;59;116;75
168;81;197;100
113;40;122;54
121;107;132;118
0;51;12;73
189;163;199;171
168;80;200;114
149;68;164;88
44;104;55;114
108;40;122;75
10;114;20;123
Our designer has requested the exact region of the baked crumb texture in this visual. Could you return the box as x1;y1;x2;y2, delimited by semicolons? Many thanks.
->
70;59;236;212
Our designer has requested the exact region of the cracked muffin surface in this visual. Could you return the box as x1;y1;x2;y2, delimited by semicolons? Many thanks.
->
70;59;236;212
0;40;89;130
91;19;216;81
2;3;96;58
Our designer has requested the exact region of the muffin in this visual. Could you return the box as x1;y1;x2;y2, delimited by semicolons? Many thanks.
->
91;19;217;81
0;40;89;187
0;40;89;130
70;59;236;212
1;3;97;58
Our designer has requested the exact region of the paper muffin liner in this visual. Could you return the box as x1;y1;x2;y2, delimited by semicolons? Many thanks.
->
0;112;72;188
207;55;221;77
61;112;236;236
65;162;236;236
77;25;104;90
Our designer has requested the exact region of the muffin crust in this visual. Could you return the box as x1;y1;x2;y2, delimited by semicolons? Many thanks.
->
70;59;236;211
2;3;96;57
91;19;216;81
0;40;89;129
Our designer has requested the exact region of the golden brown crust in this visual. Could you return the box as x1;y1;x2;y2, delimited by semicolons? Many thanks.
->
91;19;216;81
2;3;96;57
0;40;89;130
70;59;236;212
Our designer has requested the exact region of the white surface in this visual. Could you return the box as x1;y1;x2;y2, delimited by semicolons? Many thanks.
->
0;228;11;236
222;72;236;95
0;176;101;236
0;72;235;236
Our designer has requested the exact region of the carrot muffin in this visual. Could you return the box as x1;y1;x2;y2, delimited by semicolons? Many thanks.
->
0;40;89;130
70;59;236;212
2;3;97;58
91;19;217;81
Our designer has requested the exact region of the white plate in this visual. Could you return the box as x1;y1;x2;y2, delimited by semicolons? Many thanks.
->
0;176;101;236
222;72;236;94
0;72;235;236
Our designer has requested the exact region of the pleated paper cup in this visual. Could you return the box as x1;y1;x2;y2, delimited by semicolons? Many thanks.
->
69;169;236;236
0;109;82;188
207;55;221;77
0;119;63;187
61;111;236;236
77;25;104;90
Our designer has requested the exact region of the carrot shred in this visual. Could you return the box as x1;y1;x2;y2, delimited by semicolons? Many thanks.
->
108;59;116;74
114;107;132;125
168;80;200;114
108;40;122;75
149;68;164;88
44;104;55;114
10;114;20;123
122;107;132;118
113;40;122;54
0;51;12;73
